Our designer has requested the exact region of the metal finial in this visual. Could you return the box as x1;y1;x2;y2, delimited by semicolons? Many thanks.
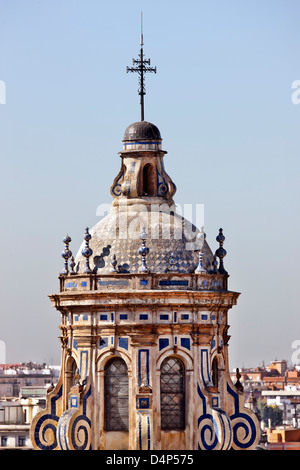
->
138;226;150;273
215;228;227;275
69;256;75;275
81;227;93;274
195;227;206;273
211;255;218;274
61;234;72;274
140;11;144;46
126;14;156;121
111;254;118;273
235;367;244;392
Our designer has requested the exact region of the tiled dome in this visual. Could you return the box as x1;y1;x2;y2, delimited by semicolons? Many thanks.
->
123;121;161;142
75;209;213;275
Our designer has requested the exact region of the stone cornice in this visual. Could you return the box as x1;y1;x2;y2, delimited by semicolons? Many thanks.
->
49;289;239;310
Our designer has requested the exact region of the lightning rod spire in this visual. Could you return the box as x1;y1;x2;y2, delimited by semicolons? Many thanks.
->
126;13;156;121
140;11;144;46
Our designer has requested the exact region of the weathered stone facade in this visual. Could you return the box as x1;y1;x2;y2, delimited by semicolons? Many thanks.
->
30;120;260;450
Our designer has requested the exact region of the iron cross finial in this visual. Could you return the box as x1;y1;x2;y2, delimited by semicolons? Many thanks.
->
126;12;156;121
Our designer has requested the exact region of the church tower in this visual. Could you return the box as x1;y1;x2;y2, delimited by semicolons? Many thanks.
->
30;30;260;451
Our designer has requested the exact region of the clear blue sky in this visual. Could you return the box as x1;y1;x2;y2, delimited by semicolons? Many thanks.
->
0;0;299;369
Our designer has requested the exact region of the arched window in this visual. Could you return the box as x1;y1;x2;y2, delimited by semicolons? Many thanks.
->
212;357;219;388
104;357;129;431
65;356;77;395
142;164;155;196
160;357;185;430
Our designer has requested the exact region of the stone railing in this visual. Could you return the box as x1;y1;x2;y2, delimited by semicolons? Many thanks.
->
59;272;228;293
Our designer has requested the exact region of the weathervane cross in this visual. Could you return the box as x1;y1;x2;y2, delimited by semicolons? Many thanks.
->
126;12;156;121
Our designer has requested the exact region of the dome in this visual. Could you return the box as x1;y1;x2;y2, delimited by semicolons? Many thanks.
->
75;208;213;275
75;120;213;274
123;121;162;142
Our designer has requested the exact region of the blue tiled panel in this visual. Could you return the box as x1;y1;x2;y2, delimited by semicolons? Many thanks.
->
66;282;77;288
119;337;129;350
99;337;109;349
138;397;150;409
159;338;169;350
98;280;128;286
70;396;78;408
181;338;191;350
160;314;169;320
212;397;219;408
159;280;188;286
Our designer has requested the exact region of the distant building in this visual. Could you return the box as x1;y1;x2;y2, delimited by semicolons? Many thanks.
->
0;363;60;398
230;360;300;399
267;360;288;376
263;369;300;391
230;360;300;434
0;386;48;449
0;363;59;448
262;390;300;428
267;428;300;450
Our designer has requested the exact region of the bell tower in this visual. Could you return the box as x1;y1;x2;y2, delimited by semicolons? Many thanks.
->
111;120;176;204
30;27;260;452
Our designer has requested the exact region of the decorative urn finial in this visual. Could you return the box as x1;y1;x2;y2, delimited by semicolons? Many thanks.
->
195;227;206;273
211;255;218;274
69;256;76;275
168;252;177;273
138;226;150;273
215;228;227;274
235;367;244;392
61;235;72;275
111;254;118;273
81;227;93;274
